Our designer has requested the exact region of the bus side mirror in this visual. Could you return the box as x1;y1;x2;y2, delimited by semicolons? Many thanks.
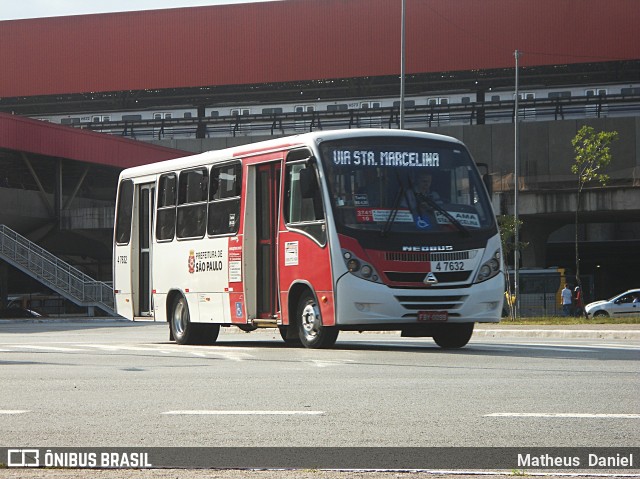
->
299;167;318;199
476;162;493;196
483;173;493;196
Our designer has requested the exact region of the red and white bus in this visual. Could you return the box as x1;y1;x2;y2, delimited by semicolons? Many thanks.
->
113;129;503;348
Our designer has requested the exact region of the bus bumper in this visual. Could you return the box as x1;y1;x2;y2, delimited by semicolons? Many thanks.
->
334;272;504;326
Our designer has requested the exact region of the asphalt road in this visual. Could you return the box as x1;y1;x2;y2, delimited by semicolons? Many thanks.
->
0;320;638;477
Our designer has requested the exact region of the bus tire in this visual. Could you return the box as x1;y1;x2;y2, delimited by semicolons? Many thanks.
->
279;325;302;346
170;295;197;345
198;323;220;345
433;323;474;349
296;292;338;349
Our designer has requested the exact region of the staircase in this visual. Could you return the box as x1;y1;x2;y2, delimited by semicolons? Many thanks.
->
0;224;115;316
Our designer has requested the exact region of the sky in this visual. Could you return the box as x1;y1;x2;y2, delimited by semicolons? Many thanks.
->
0;0;279;21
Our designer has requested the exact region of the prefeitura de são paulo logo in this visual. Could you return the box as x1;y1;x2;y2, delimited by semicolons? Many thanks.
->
188;250;195;274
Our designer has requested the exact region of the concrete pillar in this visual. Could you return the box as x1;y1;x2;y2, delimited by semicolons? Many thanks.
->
519;217;558;267
0;262;8;308
196;104;207;139
55;159;63;223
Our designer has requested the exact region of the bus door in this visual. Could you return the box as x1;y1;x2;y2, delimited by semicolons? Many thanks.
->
136;183;154;317
255;163;281;318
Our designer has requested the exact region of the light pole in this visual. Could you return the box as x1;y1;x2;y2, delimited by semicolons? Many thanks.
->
513;49;520;318
400;0;406;129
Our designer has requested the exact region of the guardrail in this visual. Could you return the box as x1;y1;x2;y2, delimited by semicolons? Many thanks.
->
0;224;115;315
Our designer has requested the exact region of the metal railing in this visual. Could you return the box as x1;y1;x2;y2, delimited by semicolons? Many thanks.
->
0;224;115;315
70;94;640;140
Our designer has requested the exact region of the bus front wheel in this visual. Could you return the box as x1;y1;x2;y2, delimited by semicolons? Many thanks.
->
296;292;338;349
433;323;474;349
279;325;302;346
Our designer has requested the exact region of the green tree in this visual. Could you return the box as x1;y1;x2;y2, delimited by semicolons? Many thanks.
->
497;215;527;320
571;125;618;311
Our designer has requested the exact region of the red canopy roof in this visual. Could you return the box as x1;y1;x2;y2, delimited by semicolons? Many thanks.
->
0;113;185;168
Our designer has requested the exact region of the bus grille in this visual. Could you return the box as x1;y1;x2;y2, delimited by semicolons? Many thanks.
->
384;250;476;262
385;252;430;262
430;250;476;261
394;294;467;311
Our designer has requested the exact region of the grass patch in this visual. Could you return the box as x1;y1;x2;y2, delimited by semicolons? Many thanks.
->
501;316;640;325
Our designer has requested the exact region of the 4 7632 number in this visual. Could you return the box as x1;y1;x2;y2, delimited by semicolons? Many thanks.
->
433;261;465;272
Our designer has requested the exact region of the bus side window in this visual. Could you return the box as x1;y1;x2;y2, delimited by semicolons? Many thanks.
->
284;160;326;245
208;162;242;236
176;168;208;239
286;164;323;223
156;173;177;241
115;179;134;244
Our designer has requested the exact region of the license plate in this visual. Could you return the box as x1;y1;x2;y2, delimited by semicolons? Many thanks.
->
431;260;472;272
417;311;448;322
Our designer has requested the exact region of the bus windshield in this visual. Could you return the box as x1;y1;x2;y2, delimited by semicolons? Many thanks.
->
319;136;494;235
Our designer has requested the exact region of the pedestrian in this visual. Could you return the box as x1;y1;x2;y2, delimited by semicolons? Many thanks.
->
561;284;573;317
574;286;584;317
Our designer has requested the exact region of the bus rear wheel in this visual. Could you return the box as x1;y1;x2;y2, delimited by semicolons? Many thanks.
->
170;295;219;345
296;292;338;349
433;323;474;349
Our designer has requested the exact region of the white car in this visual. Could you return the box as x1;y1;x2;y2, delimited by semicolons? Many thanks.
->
585;289;640;318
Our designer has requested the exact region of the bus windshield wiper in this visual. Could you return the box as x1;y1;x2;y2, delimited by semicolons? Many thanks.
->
381;184;404;236
419;194;471;237
405;176;470;237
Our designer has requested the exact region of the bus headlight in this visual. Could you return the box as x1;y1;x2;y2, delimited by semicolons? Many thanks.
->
342;249;382;283
360;265;373;278
474;250;501;283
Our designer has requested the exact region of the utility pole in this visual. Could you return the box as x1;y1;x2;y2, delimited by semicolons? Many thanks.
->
513;49;520;318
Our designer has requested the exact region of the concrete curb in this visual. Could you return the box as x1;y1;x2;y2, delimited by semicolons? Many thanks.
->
473;328;640;340
1;318;638;341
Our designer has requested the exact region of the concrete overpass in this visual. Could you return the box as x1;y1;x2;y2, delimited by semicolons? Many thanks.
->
500;186;640;292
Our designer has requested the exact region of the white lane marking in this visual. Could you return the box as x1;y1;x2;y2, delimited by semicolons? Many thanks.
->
2;343;257;360
10;344;85;352
84;344;165;352
485;413;640;418
162;410;324;415
310;359;355;368
0;410;30;414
